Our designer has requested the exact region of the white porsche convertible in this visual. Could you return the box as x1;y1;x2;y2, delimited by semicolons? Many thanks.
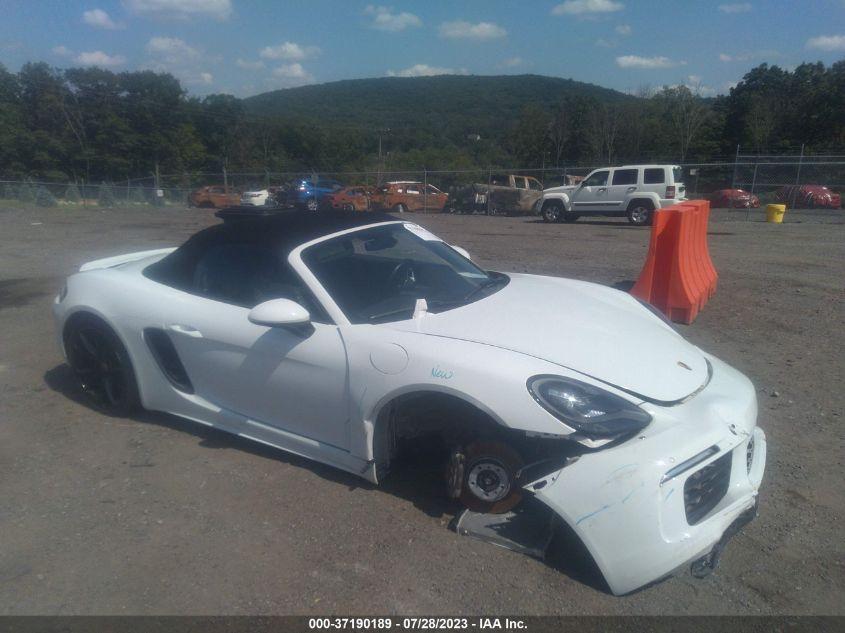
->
53;209;765;595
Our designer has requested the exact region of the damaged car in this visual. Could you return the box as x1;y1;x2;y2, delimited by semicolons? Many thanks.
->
52;211;765;596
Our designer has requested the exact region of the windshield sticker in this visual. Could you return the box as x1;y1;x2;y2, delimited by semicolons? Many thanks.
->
403;223;442;242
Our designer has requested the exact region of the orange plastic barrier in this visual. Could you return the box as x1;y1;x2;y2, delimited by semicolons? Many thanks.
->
630;200;717;324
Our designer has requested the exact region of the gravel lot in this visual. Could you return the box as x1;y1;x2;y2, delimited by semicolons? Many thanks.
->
0;203;843;615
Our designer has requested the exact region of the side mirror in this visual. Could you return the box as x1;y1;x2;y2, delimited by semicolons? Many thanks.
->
248;298;310;327
450;245;471;260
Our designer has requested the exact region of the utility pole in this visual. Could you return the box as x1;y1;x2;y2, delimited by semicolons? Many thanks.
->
731;144;740;189
377;128;390;186
791;143;805;210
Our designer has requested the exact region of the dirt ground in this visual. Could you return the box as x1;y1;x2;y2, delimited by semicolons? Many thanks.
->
0;203;843;615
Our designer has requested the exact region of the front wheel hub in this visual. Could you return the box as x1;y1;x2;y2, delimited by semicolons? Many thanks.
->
467;461;511;502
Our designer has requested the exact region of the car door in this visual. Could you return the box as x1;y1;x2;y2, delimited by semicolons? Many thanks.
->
405;184;423;211
424;184;444;210
571;169;609;213
208;187;225;207
524;177;544;213
607;168;639;212
161;240;351;449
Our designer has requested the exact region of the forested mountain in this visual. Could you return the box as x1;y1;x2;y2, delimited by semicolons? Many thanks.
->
245;74;631;136
0;61;842;184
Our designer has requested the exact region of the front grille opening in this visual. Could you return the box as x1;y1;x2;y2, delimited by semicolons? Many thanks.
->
684;452;732;525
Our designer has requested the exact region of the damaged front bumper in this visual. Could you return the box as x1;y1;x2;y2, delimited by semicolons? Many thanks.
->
529;357;767;595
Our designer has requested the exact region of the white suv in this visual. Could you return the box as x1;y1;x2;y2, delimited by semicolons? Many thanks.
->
540;165;686;226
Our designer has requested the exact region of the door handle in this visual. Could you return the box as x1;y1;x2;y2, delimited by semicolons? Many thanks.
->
167;324;203;338
627;186;637;191
598;187;607;193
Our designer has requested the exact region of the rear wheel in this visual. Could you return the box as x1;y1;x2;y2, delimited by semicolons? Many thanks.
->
65;315;140;415
459;441;523;514
306;197;318;212
627;201;654;226
392;203;407;214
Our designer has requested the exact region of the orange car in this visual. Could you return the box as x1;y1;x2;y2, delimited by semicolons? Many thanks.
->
373;181;449;213
324;186;376;211
189;185;240;209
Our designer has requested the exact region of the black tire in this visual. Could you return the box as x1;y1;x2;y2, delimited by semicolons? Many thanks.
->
459;441;523;514
65;315;141;416
627;201;654;226
392;203;407;214
542;201;562;223
562;211;580;223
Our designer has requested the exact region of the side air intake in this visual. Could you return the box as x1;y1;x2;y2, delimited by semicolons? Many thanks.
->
143;328;194;394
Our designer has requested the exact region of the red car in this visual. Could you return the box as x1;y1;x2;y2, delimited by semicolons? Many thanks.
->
776;185;841;209
324;186;376;212
710;188;760;209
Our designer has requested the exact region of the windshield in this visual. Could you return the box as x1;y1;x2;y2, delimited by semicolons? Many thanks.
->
302;223;507;323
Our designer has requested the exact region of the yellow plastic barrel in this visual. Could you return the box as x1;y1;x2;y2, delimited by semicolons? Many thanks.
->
766;204;786;223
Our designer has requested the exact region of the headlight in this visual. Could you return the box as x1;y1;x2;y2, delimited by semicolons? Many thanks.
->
527;375;652;438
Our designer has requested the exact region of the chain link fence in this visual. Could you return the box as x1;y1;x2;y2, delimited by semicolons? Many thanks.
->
3;157;844;214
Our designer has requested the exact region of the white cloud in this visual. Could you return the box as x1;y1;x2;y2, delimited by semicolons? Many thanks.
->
364;5;422;32
718;3;752;13
267;63;314;88
236;58;265;70
259;41;319;61
52;45;73;57
439;21;507;40
74;50;126;67
552;0;623;15
616;55;684;69
272;63;309;78
146;36;200;63
595;38;614;47
83;8;123;29
123;0;232;21
806;34;845;51
387;64;468;77
197;72;213;84
499;56;524;68
615;24;631;35
719;49;781;62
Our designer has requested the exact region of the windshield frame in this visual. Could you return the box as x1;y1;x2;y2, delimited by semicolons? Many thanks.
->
290;221;505;325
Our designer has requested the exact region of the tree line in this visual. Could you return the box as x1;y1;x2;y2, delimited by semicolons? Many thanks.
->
0;60;842;185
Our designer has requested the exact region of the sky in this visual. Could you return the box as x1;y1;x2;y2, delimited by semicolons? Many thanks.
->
1;0;844;98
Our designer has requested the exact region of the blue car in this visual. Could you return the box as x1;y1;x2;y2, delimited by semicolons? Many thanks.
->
277;178;344;211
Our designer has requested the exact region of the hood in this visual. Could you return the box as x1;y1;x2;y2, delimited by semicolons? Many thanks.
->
544;185;577;195
390;274;709;403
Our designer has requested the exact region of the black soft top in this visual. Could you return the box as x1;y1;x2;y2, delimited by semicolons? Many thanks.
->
212;208;398;245
144;210;400;290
